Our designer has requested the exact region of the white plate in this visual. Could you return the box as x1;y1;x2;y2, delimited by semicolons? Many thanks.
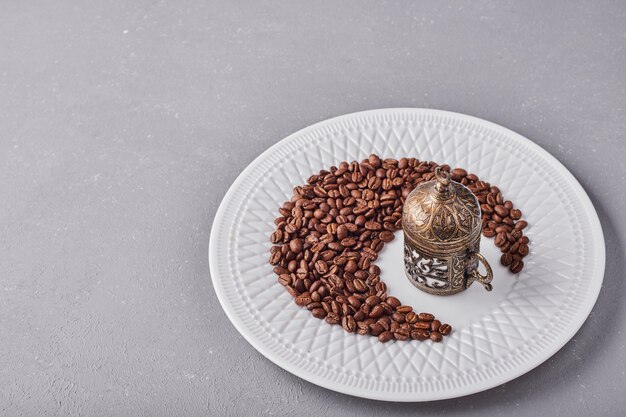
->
209;109;605;401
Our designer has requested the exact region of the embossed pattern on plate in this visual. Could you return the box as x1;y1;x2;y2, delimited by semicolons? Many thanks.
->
209;109;605;401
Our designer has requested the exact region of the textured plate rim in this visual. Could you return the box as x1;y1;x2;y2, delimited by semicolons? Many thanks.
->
208;108;605;402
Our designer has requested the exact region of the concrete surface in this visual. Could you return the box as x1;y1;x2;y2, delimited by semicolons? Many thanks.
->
1;0;625;416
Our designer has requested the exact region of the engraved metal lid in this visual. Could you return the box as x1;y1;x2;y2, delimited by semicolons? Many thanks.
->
402;167;481;255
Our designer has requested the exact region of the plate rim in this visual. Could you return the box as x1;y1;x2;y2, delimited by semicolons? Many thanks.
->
209;108;606;401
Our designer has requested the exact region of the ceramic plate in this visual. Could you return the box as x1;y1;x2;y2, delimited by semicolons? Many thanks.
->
209;109;605;401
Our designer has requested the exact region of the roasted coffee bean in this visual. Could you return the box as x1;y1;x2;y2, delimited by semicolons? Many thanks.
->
495;225;511;234
353;279;367;292
519;244;529;256
311;308;327;319
379;231;394;242
289;239;303;253
325;312;341;325
364;220;382;230
439;323;452;335
386;296;401;309
396;305;413;314
514;220;528;231
277;274;292;286
295;293;312;306
314;260;328;275
418;313;435;322
394;328;410;341
481;204;494;214
413;321;431;330
391;312;405;323
271;155;531;343
369;305;385;319
494;232;507;247
365;295;381;306
369;322;384;336
410;329;429;341
451;168;467;180
270;230;283;243
430;331;443;342
345;260;358;273
405;312;418;324
494;205;509;217
510;260;524;273
342;315;356;333
378;331;394;343
269;251;282;265
500;253;513;266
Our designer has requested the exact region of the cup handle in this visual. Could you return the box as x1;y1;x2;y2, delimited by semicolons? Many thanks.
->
467;252;494;291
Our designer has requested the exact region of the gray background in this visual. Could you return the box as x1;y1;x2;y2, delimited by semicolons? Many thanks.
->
1;0;625;416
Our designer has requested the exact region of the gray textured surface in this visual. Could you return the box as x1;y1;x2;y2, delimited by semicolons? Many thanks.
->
1;0;625;416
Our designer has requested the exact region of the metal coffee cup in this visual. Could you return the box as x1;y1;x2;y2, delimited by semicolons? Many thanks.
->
402;167;493;295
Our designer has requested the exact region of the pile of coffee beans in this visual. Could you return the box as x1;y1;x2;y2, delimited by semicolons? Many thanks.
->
269;155;530;342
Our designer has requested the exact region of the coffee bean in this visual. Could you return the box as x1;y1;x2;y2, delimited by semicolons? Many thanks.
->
418;313;434;322
325;312;341;324
439;324;452;335
391;312;405;323
519;244;529;256
396;305;413;314
314;260;328;275
430;319;442;332
500;253;513;266
386;297;401;309
344;260;358;273
289;239;303;253
405;312;418;324
369;305;384;319
342;315;356;333
494;205;509;217
483;228;496;237
394;328;410;341
311;308;327;319
269;251;282;265
366;322;382;336
295;293;312;306
270;230;283;243
481;204;494;214
510;260;524;273
379;231;394;242
413;321;430;330
353;279;367;292
378;331;393;343
413;329;431;341
514;220;528;231
364;220;382;230
510;242;520;253
430;331;443;342
451;168;467;180
365;295;381;306
495;225;511;234
495;232;507;247
510;208;522;220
